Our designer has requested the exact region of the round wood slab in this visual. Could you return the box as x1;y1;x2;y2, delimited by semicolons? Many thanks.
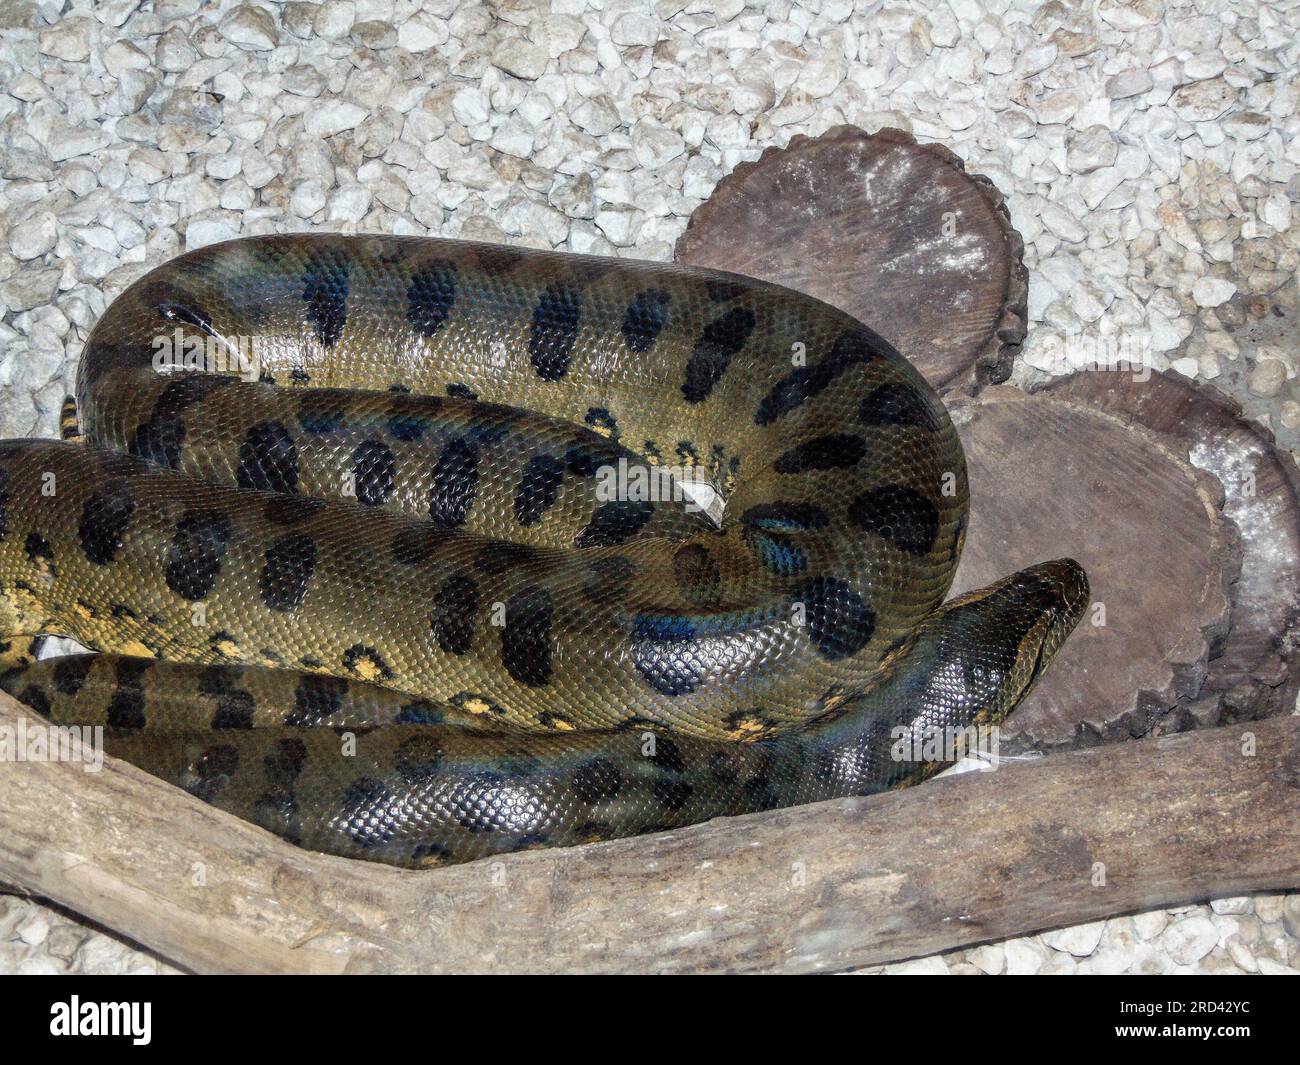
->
1041;370;1300;725
676;125;1027;395
947;386;1237;752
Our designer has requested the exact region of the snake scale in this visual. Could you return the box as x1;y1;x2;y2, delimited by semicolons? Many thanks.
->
0;234;1087;868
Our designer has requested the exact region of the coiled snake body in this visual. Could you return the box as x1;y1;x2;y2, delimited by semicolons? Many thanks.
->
0;235;1087;867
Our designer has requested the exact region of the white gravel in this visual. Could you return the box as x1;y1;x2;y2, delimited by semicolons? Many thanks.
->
0;0;1298;973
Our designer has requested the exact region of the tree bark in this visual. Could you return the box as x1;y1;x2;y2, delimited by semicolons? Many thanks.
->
2;691;1296;973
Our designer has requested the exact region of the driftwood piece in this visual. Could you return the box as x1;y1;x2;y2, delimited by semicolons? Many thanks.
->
675;125;1027;395
948;385;1237;751
1041;370;1300;725
2;691;1297;974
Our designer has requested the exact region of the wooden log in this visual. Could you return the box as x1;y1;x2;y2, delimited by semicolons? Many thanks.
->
2;690;1297;974
1041;370;1300;725
675;125;1028;395
948;386;1238;751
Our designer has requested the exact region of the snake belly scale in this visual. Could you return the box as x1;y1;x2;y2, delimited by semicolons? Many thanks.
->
0;234;1087;867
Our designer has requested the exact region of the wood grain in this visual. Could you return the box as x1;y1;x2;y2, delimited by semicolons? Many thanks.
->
676;125;1027;395
1041;370;1300;725
948;386;1237;750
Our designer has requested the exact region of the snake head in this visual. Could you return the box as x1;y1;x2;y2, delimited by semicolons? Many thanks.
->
980;557;1090;703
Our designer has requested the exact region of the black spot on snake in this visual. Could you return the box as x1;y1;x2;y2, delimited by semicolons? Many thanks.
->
302;249;350;349
187;746;238;802
406;259;458;337
465;421;510;449
17;685;51;718
387;406;431;441
741;501;830;532
297;395;344;434
115;656;152;691
574;500;653;548
352;439;396;507
514;454;565;527
621;290;671;353
338;777;399;846
632;615;702;697
755;327;882;425
263;496;326;525
773;434;867;473
501;586;554;687
24;531;53;566
647;735;687;773
395;734;444;785
388;382;410;393
52;656;94;696
446;383;478;400
571;759;624;804
290;367;311;383
682;307;756;404
563;441;618;478
259;534;317;612
343;644;392;680
196;664;241;697
288;674;349;725
529;282;582;381
127;375;233;469
264;737;308;786
848;484;940;557
237;421;299;494
653;779;694;811
792;577;876;660
428;437;479;527
538;709;574;730
673;544;721;606
859;382;941;432
396;700;443;725
165;509;233;600
431;572;479;655
106;685;146;729
78;479;135;565
211;690;255;729
390;524;445;566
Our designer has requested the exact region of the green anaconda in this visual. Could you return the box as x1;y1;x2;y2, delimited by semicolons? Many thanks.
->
0;234;1087;868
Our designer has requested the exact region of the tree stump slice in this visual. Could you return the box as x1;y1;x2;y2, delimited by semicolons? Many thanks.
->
675;125;1027;395
947;386;1237;751
1040;370;1300;725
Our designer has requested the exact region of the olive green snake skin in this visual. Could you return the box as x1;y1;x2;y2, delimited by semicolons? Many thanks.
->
0;234;1087;867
